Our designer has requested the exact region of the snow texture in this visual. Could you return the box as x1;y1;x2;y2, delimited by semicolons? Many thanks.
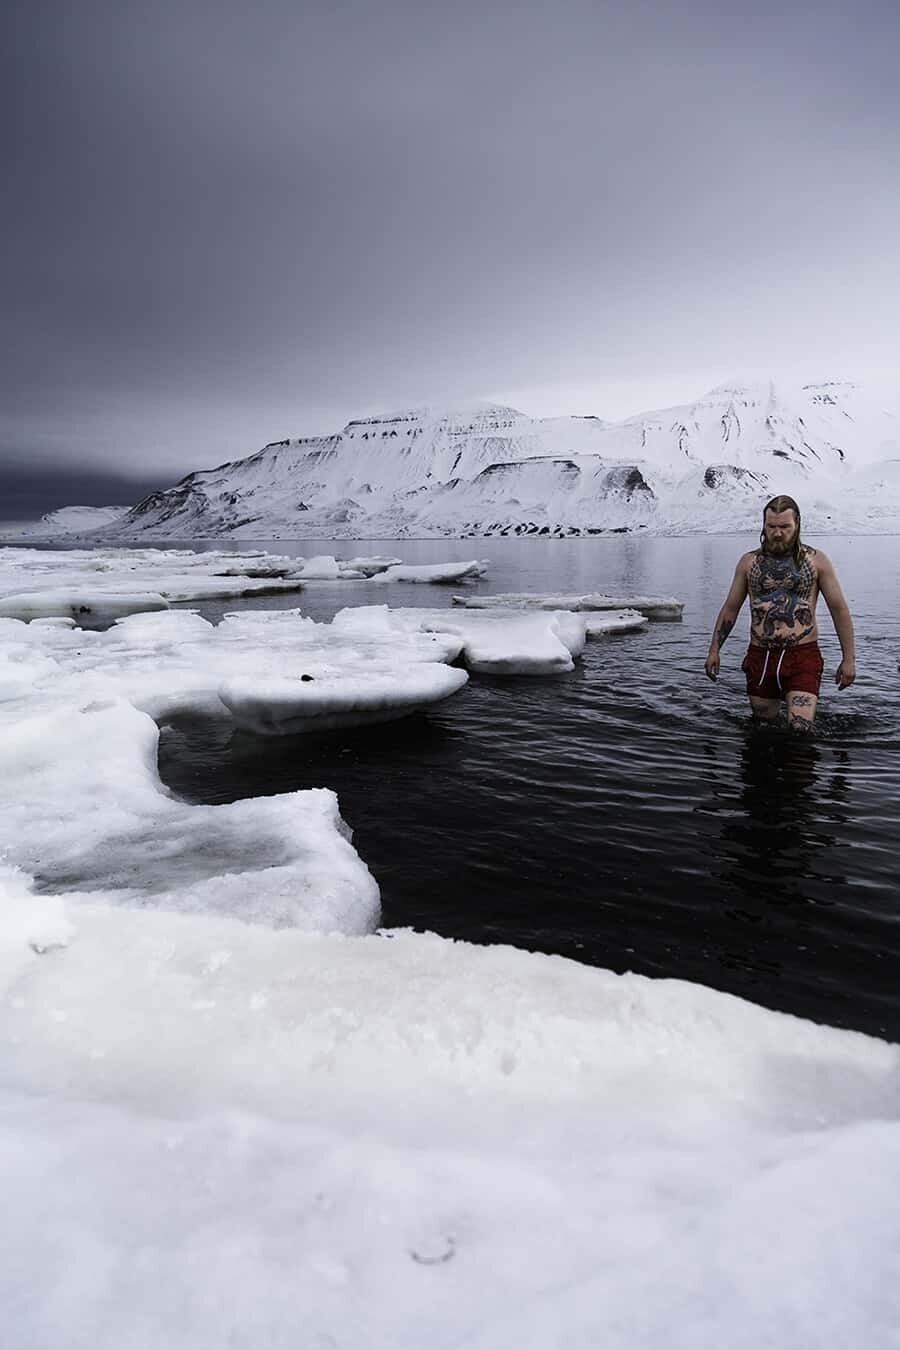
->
0;901;898;1350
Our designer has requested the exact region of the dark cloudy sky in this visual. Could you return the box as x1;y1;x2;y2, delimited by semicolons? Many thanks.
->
3;0;899;513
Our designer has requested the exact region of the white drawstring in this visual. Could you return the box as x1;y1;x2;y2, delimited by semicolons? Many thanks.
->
758;650;770;689
757;648;787;691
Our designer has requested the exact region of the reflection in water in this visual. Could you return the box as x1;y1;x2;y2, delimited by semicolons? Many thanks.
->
702;724;851;898
692;723;858;1015
730;728;844;885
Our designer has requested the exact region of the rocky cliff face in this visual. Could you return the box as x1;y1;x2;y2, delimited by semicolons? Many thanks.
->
105;382;900;538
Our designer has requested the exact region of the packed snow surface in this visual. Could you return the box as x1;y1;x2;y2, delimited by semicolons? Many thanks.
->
2;544;899;1347
1;890;899;1350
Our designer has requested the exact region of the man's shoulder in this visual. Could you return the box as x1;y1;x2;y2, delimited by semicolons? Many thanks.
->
804;543;831;573
738;549;759;570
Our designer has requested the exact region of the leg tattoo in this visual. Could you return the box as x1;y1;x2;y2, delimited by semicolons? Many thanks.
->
787;691;817;733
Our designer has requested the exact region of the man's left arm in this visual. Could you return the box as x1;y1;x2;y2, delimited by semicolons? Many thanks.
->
817;553;856;689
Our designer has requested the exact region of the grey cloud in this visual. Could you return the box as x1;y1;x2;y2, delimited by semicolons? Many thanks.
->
3;0;899;486
0;459;169;521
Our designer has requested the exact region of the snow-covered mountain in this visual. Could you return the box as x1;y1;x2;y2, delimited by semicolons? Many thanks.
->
0;505;131;540
105;381;900;539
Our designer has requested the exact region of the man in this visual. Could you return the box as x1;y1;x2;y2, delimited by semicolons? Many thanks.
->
704;495;856;730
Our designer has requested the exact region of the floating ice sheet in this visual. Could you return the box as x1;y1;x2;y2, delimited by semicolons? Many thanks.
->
0;547;492;621
0;588;170;621
0;602;469;933
453;590;684;619
583;608;649;636
333;604;586;675
220;664;468;734
0;607;468;728
0;701;380;933
372;560;489;584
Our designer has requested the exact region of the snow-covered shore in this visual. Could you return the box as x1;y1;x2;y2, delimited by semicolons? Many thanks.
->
4;882;899;1350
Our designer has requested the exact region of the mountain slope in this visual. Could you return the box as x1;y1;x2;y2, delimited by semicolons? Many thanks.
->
104;382;900;539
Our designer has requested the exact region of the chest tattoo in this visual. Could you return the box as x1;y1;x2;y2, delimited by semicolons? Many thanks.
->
748;549;817;647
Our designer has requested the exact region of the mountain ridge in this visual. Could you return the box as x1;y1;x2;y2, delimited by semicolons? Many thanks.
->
98;380;900;539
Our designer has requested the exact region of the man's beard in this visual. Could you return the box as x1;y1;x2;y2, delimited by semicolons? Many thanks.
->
766;536;795;554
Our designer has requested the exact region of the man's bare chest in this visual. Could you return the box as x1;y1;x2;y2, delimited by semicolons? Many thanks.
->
748;551;817;606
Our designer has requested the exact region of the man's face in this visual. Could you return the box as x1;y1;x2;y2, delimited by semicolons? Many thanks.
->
763;508;799;554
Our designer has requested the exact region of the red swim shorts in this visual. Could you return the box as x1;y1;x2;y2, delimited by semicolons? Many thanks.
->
741;643;824;700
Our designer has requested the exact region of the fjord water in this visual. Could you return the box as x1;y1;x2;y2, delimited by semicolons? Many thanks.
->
157;534;900;1040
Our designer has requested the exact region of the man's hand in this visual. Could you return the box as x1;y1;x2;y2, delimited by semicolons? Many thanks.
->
835;657;856;690
705;651;720;681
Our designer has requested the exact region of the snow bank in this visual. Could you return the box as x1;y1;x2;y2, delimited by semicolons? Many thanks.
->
0;906;898;1350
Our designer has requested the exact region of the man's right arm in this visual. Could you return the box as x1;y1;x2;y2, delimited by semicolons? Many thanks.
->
705;559;749;681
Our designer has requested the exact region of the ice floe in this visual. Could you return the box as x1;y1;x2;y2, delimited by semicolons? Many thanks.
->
0;547;493;619
1;700;379;933
371;560;489;584
0;607;468;728
583;608;649;636
453;590;684;619
220;664;468;734
0;548;305;619
343;555;404;576
333;604;586;675
0;588;170;621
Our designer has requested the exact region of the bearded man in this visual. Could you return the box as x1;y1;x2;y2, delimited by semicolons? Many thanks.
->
704;495;856;730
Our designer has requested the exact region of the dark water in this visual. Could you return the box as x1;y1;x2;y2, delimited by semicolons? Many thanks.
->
152;534;900;1040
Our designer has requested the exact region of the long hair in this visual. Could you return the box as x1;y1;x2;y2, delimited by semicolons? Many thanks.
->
760;494;804;565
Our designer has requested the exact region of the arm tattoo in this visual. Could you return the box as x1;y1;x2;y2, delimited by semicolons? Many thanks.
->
716;618;734;648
